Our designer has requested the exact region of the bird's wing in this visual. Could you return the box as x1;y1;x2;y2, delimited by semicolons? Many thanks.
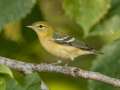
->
53;32;94;51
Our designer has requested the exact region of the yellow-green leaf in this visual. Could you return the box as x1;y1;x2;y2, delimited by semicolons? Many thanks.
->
0;0;36;30
0;65;13;78
63;0;110;36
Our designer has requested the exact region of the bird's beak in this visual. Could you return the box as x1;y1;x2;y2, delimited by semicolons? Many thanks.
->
25;25;33;29
25;25;37;32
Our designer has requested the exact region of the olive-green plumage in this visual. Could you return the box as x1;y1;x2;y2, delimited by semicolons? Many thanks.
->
27;21;100;60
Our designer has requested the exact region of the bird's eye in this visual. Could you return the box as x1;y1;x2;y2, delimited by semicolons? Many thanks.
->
39;25;44;28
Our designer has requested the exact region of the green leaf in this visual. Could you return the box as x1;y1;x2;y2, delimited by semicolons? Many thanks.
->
63;0;110;36
111;0;120;8
90;1;120;43
6;77;24;90
0;65;13;78
0;0;36;30
6;73;41;90
88;39;120;90
90;15;120;43
0;78;6;90
23;73;41;90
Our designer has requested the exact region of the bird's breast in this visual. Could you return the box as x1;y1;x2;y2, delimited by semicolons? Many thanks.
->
39;38;82;60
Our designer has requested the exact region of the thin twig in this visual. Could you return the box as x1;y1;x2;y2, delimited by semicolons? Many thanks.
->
0;56;120;87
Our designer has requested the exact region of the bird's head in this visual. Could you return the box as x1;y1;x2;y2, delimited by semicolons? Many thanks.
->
26;21;54;37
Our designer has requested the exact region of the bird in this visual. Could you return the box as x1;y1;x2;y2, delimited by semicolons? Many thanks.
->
26;21;102;62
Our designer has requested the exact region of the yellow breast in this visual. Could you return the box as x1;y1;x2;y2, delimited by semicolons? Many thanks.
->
36;31;91;60
39;37;90;60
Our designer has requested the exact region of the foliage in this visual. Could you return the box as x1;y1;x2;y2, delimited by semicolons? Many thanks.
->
5;73;40;90
0;0;36;30
89;39;120;90
0;0;120;90
63;0;110;36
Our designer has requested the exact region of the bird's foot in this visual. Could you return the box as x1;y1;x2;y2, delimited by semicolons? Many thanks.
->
64;63;68;67
51;60;62;65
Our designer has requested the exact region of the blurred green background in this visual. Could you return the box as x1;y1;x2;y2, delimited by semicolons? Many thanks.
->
0;2;94;90
0;0;120;90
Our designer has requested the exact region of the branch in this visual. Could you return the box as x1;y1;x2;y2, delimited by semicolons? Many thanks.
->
0;56;120;87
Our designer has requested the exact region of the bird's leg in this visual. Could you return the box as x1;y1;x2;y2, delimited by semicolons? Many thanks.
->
51;56;75;66
62;57;75;67
64;56;75;66
64;61;71;67
51;60;62;65
70;57;75;61
64;63;68;67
